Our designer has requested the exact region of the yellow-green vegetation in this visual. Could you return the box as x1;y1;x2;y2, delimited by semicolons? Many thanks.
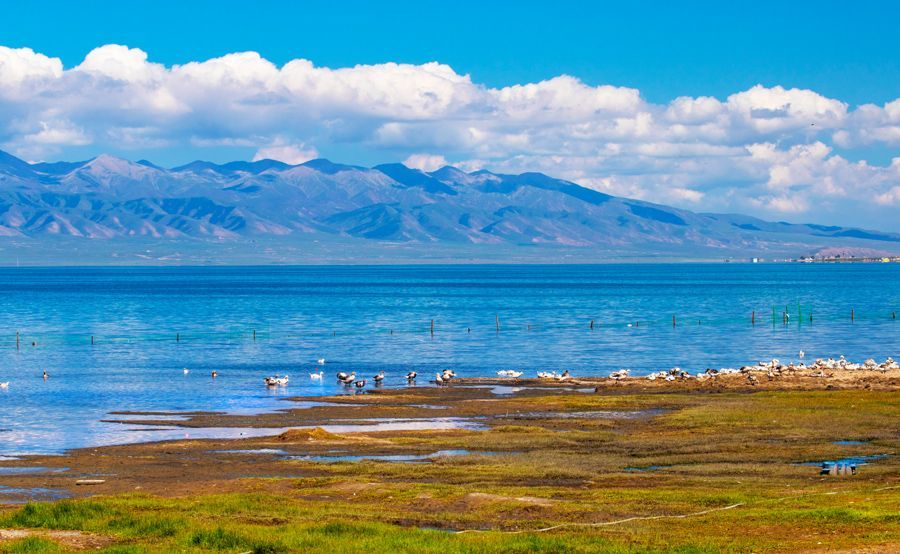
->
1;388;898;553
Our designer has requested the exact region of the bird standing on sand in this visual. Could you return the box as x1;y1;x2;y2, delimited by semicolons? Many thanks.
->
435;373;446;385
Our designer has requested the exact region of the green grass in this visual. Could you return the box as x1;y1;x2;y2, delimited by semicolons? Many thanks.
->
0;389;897;552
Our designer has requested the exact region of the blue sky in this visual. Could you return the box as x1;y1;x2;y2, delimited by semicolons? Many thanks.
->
4;0;898;105
0;0;897;227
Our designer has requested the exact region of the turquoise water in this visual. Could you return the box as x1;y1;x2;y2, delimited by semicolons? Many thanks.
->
0;264;897;455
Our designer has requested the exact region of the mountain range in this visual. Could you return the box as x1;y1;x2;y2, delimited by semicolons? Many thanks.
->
0;149;897;264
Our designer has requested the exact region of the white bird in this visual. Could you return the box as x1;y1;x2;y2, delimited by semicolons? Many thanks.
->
799;350;805;359
264;375;289;386
317;358;326;365
183;368;189;375
309;371;324;380
0;382;8;389
435;373;446;385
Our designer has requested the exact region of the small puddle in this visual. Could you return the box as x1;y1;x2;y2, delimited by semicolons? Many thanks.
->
624;465;671;472
498;410;661;420
287;449;489;463
833;440;869;446
0;466;68;475
0;485;71;504
214;448;289;456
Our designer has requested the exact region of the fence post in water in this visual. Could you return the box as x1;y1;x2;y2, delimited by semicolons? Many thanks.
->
16;331;19;351
590;319;594;330
496;315;500;333
431;319;434;336
672;315;676;327
752;310;756;325
893;311;896;320
851;309;855;322
253;329;256;341
91;335;94;345
176;333;180;342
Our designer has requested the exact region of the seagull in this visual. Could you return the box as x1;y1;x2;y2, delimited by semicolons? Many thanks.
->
435;373;446;385
799;350;805;359
317;358;326;365
0;382;8;389
310;371;324;380
373;371;385;383
183;368;189;375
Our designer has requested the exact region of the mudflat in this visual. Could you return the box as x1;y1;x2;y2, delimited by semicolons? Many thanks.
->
0;371;898;553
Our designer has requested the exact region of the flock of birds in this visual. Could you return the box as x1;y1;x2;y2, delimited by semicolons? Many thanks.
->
5;352;893;393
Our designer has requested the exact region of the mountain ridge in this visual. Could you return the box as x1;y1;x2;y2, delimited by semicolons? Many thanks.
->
0;149;897;263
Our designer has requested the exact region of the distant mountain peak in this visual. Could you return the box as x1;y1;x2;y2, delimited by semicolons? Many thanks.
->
0;151;896;261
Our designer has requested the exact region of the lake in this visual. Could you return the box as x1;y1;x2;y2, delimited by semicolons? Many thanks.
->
0;263;896;455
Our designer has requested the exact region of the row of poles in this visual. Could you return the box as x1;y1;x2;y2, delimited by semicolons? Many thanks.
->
12;309;897;348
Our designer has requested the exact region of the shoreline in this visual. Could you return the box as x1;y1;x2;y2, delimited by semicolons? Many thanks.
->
0;369;897;551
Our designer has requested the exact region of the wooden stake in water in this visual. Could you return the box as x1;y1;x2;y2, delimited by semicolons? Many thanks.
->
851;309;855;322
496;315;500;333
431;319;434;336
176;333;180;342
16;331;19;351
91;335;94;345
752;310;756;325
253;329;256;341
672;315;676;327
590;319;594;330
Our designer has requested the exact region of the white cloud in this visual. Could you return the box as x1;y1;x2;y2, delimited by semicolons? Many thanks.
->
403;153;448;172
253;140;318;165
0;43;898;228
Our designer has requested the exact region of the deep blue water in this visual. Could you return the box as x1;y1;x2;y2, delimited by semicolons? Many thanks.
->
0;264;897;455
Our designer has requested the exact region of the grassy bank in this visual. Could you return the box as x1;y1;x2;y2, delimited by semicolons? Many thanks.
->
1;386;898;552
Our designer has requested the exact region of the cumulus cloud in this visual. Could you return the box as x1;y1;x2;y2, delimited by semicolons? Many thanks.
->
253;140;318;164
0;44;898;228
403;153;448;172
